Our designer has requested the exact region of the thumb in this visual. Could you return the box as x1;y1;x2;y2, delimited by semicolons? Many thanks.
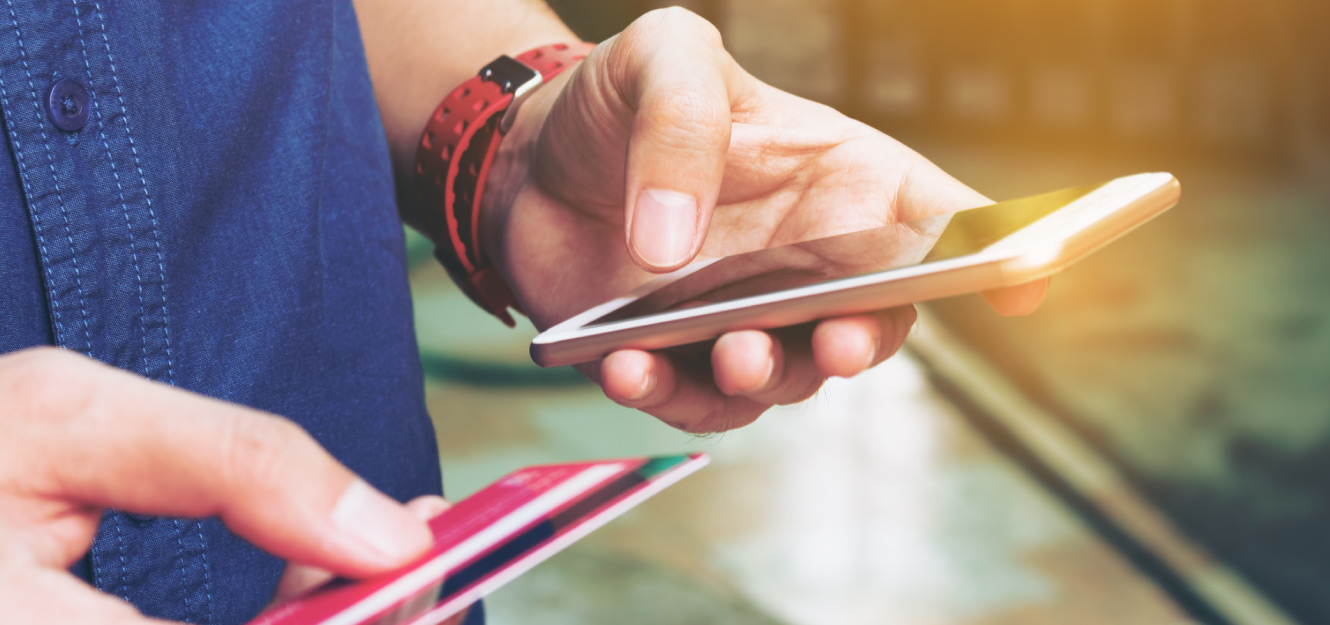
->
269;495;451;606
614;8;746;271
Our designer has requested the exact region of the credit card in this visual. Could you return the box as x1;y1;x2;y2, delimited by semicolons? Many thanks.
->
248;454;709;625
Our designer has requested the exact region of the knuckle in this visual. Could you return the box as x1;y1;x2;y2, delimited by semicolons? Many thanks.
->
3;346;78;381
721;401;765;432
636;398;715;434
774;375;826;406
218;412;306;488
641;90;729;145
614;389;667;414
636;7;721;47
0;347;98;420
680;401;738;435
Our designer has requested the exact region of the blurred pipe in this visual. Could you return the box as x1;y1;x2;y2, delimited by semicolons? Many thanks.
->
419;351;588;388
909;310;1297;625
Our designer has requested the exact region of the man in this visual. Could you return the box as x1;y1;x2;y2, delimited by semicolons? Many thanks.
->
0;1;1045;623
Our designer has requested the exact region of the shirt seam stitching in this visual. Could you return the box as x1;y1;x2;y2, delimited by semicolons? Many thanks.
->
5;0;94;354
71;0;152;383
0;12;65;345
88;0;177;385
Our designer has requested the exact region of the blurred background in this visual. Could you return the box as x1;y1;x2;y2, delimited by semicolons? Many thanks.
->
409;2;1330;623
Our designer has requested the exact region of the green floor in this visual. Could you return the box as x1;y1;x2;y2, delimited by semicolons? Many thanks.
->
923;144;1330;623
519;0;1330;621
411;263;1190;624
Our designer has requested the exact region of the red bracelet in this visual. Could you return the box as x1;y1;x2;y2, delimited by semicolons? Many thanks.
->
412;42;595;327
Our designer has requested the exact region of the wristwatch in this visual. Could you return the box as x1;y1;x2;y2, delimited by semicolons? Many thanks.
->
413;42;596;327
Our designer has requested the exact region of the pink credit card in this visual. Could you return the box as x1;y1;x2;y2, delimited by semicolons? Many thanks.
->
247;454;709;625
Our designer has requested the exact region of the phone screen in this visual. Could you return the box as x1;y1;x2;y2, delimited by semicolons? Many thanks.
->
588;184;1097;327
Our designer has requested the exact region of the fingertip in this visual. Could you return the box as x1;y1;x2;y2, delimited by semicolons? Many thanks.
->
813;307;916;378
405;495;450;522
327;480;433;574
627;189;704;272
712;330;776;396
811;317;879;378
983;278;1050;317
601;350;662;405
602;347;768;433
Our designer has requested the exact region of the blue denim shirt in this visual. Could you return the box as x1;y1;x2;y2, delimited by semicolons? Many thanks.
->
0;1;448;623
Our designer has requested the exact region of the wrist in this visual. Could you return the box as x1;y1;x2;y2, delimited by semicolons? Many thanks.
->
478;68;571;284
410;42;593;325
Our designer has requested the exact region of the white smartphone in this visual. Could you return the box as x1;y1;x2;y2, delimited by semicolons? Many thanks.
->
531;172;1181;368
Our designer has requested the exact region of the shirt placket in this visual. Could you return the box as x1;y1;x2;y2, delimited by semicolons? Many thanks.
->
0;1;211;623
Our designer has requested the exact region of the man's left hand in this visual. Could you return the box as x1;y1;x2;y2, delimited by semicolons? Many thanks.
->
481;8;1048;433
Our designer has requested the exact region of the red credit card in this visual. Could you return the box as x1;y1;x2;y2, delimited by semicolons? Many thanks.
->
248;454;709;625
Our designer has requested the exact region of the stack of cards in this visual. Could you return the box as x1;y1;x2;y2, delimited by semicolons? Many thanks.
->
248;454;708;625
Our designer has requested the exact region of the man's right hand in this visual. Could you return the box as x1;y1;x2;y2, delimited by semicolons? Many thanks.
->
0;347;434;623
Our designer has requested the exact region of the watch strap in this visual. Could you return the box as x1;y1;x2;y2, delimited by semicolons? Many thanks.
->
414;42;595;326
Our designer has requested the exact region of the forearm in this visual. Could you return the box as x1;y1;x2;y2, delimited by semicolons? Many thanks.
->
353;0;577;180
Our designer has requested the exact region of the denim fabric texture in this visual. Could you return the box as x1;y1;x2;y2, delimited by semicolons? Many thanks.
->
0;1;456;623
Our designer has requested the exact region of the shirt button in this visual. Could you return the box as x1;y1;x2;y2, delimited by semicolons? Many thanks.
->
45;77;89;132
124;512;156;524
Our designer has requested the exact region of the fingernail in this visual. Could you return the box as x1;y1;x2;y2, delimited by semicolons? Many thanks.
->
406;495;452;521
331;480;432;567
631;189;699;268
627;370;656;401
863;334;879;371
757;354;776;392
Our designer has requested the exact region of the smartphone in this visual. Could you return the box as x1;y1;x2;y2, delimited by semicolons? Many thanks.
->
247;454;709;625
531;172;1180;368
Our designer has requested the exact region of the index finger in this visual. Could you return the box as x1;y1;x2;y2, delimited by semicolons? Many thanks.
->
1;348;432;576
